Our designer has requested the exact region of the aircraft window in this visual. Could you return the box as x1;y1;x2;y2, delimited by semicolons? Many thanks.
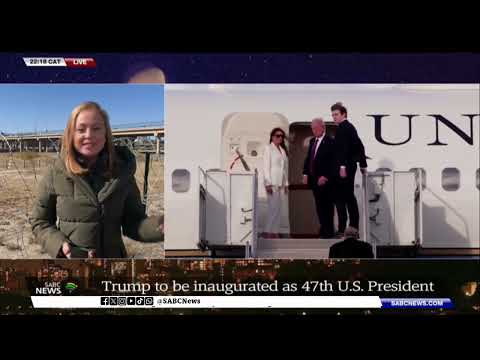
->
410;168;427;190
376;167;392;172
442;168;460;191
476;169;479;190
172;169;190;193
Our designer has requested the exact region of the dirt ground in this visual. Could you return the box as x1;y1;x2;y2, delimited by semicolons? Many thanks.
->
0;152;164;259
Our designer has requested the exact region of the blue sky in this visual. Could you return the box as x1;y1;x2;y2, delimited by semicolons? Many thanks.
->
0;84;164;133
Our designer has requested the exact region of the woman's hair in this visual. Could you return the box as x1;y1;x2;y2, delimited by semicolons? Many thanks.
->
61;101;115;177
269;127;288;157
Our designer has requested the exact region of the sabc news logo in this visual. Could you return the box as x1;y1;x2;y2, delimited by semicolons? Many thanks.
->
34;281;78;295
100;297;154;306
65;282;78;293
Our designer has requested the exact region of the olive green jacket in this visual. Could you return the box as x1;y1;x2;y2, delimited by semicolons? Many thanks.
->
30;146;163;258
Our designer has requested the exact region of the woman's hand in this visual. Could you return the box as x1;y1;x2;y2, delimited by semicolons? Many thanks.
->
62;242;71;259
265;185;273;194
284;186;289;194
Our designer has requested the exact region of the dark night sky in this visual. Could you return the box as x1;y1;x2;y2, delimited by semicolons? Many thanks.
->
1;53;479;83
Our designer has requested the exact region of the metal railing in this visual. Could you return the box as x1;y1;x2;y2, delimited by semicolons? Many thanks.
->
1;122;163;138
361;171;375;258
414;168;424;247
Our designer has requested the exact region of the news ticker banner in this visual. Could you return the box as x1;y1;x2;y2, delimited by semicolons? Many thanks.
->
23;57;96;68
2;259;478;314
25;277;459;310
30;296;454;309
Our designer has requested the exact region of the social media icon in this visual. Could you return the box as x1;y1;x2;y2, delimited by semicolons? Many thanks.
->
136;297;145;305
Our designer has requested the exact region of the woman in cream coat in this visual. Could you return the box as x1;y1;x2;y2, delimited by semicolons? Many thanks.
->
263;127;290;238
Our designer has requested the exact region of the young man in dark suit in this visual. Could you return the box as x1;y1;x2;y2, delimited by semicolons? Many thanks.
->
328;226;374;258
331;102;368;235
302;118;336;238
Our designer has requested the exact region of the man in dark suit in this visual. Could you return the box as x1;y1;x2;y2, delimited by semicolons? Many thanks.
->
331;102;368;235
303;118;336;238
329;227;374;258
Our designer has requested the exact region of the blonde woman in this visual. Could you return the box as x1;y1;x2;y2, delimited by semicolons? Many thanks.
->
263;127;290;238
30;101;163;258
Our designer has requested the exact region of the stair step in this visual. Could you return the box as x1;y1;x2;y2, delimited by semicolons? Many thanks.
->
257;238;340;250
255;249;330;259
